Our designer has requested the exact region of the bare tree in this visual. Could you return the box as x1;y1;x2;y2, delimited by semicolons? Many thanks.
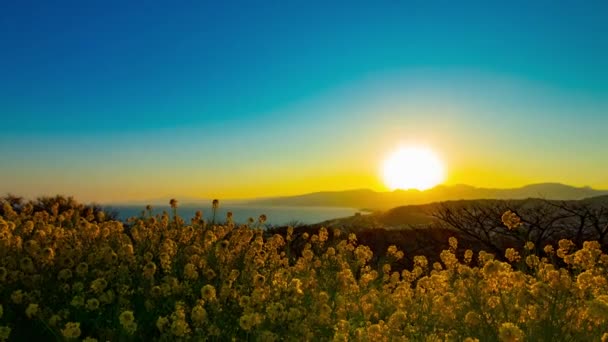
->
431;198;608;255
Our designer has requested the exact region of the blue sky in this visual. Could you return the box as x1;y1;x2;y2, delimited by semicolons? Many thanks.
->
1;1;607;202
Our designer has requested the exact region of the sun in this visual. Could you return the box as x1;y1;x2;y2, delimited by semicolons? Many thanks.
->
382;146;446;191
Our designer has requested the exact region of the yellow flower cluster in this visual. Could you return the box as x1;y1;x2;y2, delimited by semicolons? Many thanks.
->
501;210;522;230
1;200;607;340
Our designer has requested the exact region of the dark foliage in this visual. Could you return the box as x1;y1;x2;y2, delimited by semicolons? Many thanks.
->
0;194;119;223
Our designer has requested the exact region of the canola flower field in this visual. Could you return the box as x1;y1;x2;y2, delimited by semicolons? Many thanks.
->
1;198;608;341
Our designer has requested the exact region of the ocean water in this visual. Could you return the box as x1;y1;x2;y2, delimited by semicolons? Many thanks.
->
106;205;358;226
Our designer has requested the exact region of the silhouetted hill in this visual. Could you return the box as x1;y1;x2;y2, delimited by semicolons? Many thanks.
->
247;183;608;210
310;195;608;232
583;194;608;204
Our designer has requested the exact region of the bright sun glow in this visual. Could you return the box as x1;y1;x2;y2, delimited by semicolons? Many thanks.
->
382;146;446;191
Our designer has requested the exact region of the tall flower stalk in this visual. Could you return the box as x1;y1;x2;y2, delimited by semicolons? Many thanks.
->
212;199;219;225
170;199;178;226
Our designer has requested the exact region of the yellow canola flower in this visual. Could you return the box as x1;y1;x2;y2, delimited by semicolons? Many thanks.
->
122;322;137;335
191;305;207;325
183;263;198;280
143;261;157;278
464;311;481;326
498;322;524;342
156;316;170;332
61;322;81;339
90;278;108;293
0;326;11;341
25;303;39;318
290;278;304;295
48;314;62;327
1;198;608;340
85;298;100;311
57;268;73;281
75;262;88;276
449;237;458;250
505;248;521;263
501;210;522;230
588;295;608;318
239;313;261;331
201;284;217;301
11;290;23;304
170;319;191;337
254;274;266;287
119;310;135;325
119;311;137;335
71;295;85;308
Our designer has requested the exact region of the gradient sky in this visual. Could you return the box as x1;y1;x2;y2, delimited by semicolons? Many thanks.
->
1;1;607;203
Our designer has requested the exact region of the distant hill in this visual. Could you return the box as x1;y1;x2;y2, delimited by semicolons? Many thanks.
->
247;183;608;210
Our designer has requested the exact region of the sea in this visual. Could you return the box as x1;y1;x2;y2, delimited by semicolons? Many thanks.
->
105;204;358;227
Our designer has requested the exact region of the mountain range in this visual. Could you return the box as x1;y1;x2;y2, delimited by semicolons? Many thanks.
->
245;183;608;210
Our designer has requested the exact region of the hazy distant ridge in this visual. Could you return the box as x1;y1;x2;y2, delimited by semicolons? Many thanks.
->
247;183;608;210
